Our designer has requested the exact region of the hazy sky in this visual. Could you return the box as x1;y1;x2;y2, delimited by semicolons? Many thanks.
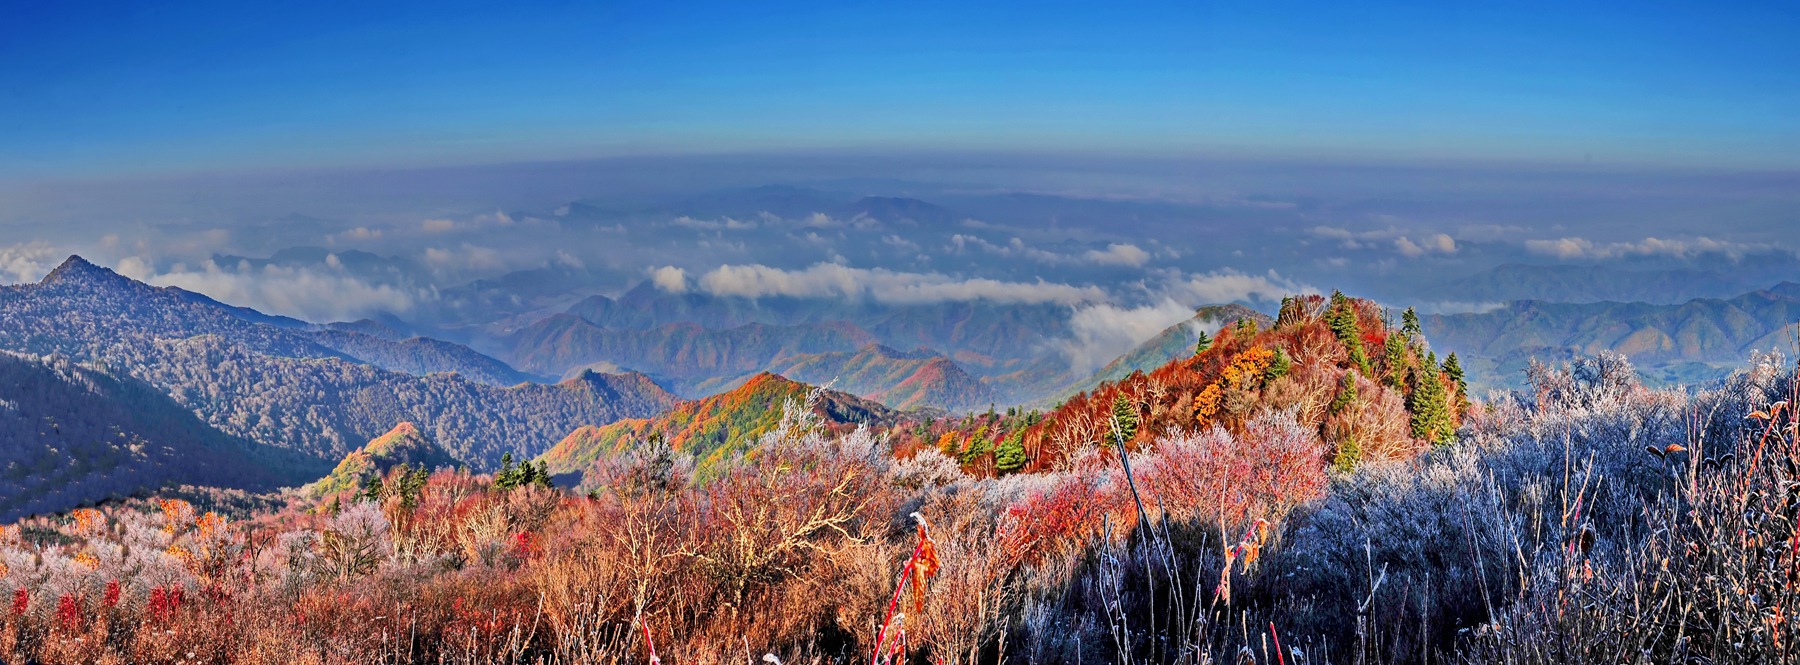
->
6;1;1798;179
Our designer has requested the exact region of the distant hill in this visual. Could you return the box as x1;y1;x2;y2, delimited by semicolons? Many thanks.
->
769;343;997;412
0;351;320;521
540;373;899;479
504;314;879;395
548;282;1074;402
304;422;461;498
1428;257;1800;306
0;257;680;468
310;329;539;386
1057;304;1271;402
1425;282;1800;390
840;196;961;227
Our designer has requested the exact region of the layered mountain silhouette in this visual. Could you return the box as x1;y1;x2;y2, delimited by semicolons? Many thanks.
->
513;282;1075;408
0;257;678;469
767;344;997;412
1426;282;1800;388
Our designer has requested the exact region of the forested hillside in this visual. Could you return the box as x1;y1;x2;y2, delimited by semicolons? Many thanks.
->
539;372;900;478
766;343;996;411
0;352;315;521
895;293;1468;476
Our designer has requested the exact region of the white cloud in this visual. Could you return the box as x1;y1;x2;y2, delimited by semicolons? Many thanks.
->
1055;299;1198;376
671;215;758;231
422;244;503;275
1166;268;1314;304
650;265;688;293
135;259;429;322
694;262;1106;305
0;241;58;284
1084;243;1151;267
1524;235;1749;260
1414;301;1507;314
1394;233;1457;258
952;235;1152;267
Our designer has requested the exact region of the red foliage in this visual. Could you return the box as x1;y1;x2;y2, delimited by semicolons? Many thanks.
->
105;579;121;609
10;587;24;616
147;585;184;623
510;531;541;560
55;593;82;632
999;478;1119;568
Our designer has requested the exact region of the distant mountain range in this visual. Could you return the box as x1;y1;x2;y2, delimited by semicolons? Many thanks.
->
539;372;900;481
768;344;997;412
502;282;1081;409
0;257;678;474
1427;258;1800;306
1426;282;1800;390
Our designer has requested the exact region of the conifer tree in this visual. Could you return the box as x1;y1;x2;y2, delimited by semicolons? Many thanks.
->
1110;394;1139;445
1276;296;1304;329
1333;435;1362;473
1236;317;1259;337
1443;352;1471;417
1329;369;1359;415
1194;330;1212;356
1326;291;1372;375
959;425;993;465
1266;348;1291;381
1383;334;1409;389
994;429;1028;474
1408;363;1454;445
1402;307;1422;338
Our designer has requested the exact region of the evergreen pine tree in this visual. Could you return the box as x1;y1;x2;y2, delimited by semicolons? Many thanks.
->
1407;363;1454;446
1329;370;1359;415
994;429;1028;474
1236;317;1258;337
1383;334;1409;389
1443;353;1471;417
1332;435;1362;473
959;425;994;465
1326;291;1372;375
1402;307;1422;338
1110;394;1139;445
1195;330;1212;356
1276;296;1304;329
1266;348;1291;381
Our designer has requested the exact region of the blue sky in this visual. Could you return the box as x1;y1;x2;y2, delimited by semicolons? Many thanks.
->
4;0;1797;178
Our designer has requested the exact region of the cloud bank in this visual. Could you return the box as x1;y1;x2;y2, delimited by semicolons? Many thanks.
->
684;262;1108;305
121;258;431;322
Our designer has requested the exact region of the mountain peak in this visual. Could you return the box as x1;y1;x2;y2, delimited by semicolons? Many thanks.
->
40;255;124;286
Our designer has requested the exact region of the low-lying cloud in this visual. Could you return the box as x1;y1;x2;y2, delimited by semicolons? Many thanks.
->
120;258;431;322
1166;268;1315;304
1056;299;1198;376
1525;235;1751;260
0;241;58;284
685;262;1108;305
